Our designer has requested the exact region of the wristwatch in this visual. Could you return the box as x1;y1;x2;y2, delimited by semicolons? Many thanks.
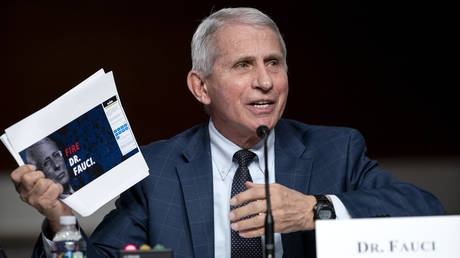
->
313;195;336;220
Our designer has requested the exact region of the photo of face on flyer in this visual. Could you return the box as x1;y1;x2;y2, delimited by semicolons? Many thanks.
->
19;96;138;199
24;137;76;198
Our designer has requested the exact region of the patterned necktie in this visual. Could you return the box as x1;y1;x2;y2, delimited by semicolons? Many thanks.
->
231;149;263;258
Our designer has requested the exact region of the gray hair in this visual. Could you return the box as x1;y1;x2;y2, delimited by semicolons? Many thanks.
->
191;7;287;77
25;137;56;166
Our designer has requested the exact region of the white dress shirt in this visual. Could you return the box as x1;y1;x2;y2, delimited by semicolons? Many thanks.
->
209;120;283;258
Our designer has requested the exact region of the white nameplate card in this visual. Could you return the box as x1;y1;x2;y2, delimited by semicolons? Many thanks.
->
316;215;460;258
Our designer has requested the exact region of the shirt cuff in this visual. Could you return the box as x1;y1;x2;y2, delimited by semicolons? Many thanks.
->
328;195;352;219
41;220;55;257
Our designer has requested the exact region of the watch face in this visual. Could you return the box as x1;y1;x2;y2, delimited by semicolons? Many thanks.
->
314;195;336;220
318;209;332;219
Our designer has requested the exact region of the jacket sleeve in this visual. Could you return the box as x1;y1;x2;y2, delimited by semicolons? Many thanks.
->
335;129;445;218
87;181;149;257
31;181;148;258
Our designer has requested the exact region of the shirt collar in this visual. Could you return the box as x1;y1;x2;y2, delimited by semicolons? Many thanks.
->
208;119;275;180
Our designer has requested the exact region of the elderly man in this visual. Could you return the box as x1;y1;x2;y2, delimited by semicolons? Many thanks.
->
24;137;74;199
11;7;443;258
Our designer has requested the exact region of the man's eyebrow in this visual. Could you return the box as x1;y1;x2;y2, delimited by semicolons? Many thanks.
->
232;56;256;64
232;54;283;63
264;53;284;61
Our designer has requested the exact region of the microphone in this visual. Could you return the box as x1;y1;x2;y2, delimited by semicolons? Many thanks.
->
256;125;269;139
257;125;274;258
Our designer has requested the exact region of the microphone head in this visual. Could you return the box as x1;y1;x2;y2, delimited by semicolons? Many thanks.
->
257;125;269;138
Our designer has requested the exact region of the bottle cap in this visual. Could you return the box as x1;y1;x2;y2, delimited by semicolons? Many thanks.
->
60;216;76;225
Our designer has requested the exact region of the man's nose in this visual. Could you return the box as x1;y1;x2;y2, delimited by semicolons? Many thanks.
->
253;65;273;91
51;159;61;170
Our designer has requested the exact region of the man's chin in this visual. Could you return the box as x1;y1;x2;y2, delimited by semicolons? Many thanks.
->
252;117;278;131
54;176;69;186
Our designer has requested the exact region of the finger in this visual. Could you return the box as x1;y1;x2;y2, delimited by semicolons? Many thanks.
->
25;178;54;205
27;179;62;213
231;214;265;232
245;181;264;189
230;184;266;206
230;200;266;222
238;226;265;238
20;170;46;192
38;183;64;212
42;183;64;200
37;183;70;222
10;164;37;184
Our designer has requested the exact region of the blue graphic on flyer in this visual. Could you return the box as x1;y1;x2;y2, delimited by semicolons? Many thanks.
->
19;99;138;193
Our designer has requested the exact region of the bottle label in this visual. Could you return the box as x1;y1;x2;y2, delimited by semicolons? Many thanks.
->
53;251;84;258
53;241;86;258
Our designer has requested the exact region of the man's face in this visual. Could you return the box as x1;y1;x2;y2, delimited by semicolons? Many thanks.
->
33;141;69;185
205;24;288;145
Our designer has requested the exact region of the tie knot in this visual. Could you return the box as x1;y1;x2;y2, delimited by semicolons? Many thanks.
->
233;149;256;167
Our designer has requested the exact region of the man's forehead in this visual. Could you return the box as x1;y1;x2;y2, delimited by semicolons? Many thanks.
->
34;140;58;152
213;23;283;58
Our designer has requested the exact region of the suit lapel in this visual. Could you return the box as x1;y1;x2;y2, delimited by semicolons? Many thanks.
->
176;125;214;258
274;120;313;195
274;120;313;257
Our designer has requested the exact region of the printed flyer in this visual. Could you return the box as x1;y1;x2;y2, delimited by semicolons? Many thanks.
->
1;69;149;216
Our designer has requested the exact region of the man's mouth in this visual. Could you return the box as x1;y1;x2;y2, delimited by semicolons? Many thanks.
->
55;172;65;181
250;101;274;108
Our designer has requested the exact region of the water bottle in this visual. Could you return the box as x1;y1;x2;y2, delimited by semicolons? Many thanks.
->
52;216;86;258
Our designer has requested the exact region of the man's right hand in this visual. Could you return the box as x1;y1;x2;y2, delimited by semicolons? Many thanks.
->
10;165;72;234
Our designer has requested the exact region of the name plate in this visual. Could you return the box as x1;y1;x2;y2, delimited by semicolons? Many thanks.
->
316;215;460;258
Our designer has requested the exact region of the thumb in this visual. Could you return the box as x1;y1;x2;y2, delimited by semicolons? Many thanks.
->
245;181;263;188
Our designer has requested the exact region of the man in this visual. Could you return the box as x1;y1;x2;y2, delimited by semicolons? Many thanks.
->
10;7;444;258
24;137;74;199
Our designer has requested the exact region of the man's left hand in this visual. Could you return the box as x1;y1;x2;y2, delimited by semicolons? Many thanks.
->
229;182;316;238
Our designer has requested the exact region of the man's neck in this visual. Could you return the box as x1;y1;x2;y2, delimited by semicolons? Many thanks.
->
63;184;73;194
212;125;259;149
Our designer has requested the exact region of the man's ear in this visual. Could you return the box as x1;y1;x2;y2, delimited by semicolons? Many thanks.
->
187;70;211;105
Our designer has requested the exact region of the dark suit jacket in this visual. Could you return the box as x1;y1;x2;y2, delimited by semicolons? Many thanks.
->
33;119;444;257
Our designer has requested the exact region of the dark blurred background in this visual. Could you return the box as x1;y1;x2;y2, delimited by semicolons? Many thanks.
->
1;0;458;163
1;0;458;256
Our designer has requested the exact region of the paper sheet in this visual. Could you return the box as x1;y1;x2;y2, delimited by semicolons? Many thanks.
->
2;69;149;216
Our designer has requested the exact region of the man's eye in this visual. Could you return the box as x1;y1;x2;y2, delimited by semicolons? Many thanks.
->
268;60;279;66
53;151;62;159
42;160;51;168
235;62;249;68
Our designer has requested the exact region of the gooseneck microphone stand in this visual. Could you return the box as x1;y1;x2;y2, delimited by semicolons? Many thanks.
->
256;126;274;258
